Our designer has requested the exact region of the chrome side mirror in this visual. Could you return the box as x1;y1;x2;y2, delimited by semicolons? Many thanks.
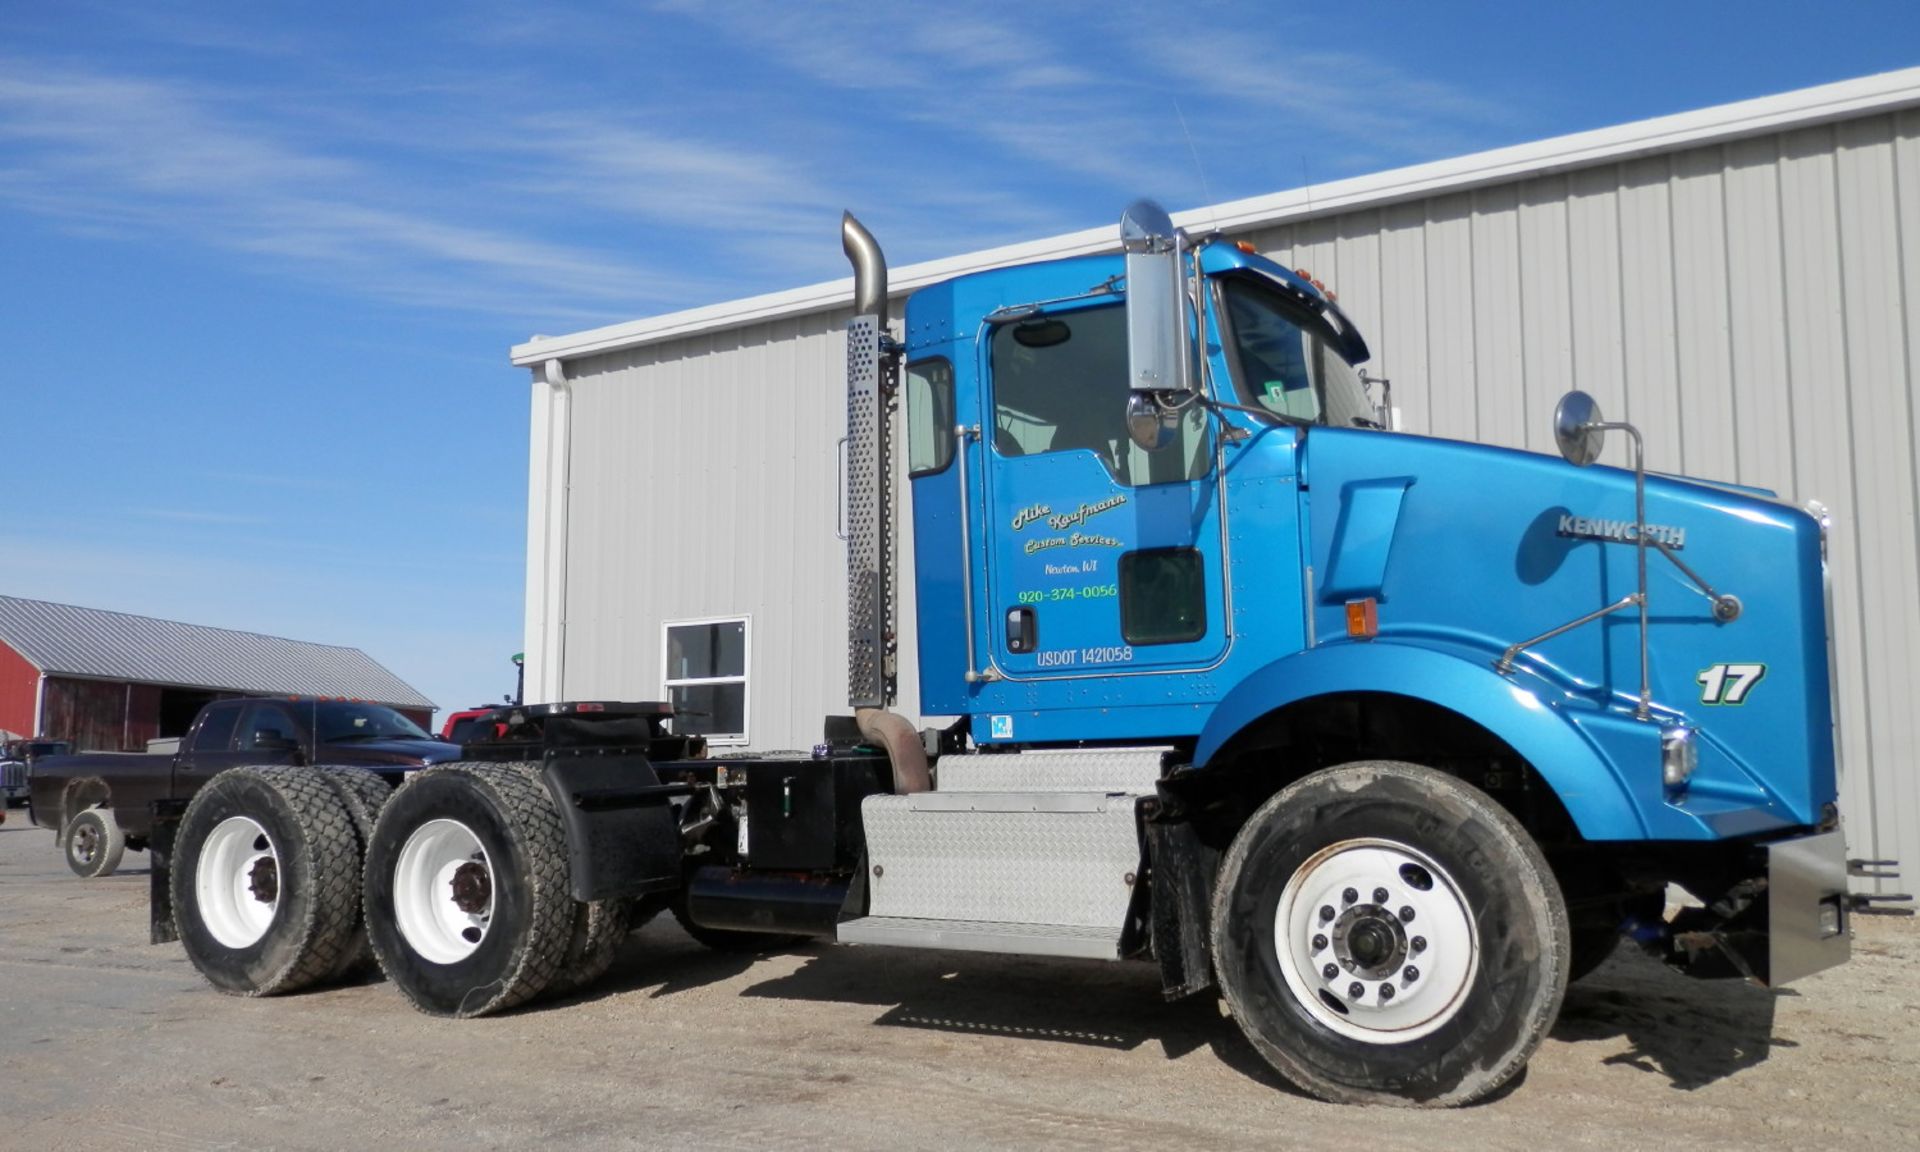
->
1553;390;1605;466
1126;392;1179;452
1121;199;1189;398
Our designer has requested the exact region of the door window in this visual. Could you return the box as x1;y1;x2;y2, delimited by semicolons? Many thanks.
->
990;304;1209;487
236;703;300;751
191;704;243;752
1120;548;1208;645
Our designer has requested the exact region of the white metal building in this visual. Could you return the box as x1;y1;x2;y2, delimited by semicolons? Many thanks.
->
515;68;1920;882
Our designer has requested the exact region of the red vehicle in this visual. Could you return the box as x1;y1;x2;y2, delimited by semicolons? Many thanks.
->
439;707;500;744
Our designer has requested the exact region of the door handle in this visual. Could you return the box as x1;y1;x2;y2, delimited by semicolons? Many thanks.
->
1005;606;1037;654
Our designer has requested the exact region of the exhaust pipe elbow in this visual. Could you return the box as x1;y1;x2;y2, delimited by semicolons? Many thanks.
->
841;211;889;329
856;706;930;795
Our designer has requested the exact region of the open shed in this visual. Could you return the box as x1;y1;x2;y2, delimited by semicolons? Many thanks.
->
0;596;436;750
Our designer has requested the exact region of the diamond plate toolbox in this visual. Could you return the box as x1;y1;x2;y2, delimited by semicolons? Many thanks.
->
860;791;1142;929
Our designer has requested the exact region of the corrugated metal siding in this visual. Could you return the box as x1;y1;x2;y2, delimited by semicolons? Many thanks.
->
0;596;434;710
559;310;923;751
1231;110;1920;882
541;107;1919;884
0;640;38;737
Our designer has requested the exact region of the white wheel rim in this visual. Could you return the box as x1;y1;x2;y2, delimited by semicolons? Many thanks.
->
394;819;494;964
1274;838;1479;1044
195;816;280;948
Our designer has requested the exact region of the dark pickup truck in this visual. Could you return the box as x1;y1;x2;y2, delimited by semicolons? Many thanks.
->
29;697;462;877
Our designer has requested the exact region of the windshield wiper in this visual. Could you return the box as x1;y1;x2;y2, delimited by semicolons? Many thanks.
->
1350;415;1385;430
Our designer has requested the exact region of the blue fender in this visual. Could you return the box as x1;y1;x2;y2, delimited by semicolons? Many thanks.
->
1191;641;1650;840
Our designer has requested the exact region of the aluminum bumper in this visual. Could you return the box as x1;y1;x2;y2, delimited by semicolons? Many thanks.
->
1762;829;1852;986
1669;828;1852;987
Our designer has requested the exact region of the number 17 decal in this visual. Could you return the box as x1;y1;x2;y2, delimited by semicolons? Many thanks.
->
1697;663;1766;705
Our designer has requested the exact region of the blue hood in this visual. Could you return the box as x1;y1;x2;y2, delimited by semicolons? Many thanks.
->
1301;427;1835;828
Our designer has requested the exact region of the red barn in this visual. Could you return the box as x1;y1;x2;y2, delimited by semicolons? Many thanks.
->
0;596;435;750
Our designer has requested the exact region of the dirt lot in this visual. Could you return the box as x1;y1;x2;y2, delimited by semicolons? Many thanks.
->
1;814;1915;1151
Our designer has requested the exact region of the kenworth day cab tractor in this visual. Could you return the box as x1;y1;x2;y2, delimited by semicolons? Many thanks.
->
144;203;1906;1107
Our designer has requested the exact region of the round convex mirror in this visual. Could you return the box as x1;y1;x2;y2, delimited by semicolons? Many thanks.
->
1553;390;1605;466
1126;392;1180;452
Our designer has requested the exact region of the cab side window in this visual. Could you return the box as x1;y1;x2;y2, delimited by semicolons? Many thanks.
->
237;704;300;751
191;704;242;752
990;304;1209;487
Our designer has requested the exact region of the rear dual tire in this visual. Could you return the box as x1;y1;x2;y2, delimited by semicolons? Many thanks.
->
172;767;363;996
363;763;576;1017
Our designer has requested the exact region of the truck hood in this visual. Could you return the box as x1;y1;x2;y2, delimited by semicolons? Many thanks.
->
317;737;464;766
1300;427;1835;828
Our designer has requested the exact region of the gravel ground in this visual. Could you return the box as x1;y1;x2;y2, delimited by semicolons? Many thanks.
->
1;812;1915;1151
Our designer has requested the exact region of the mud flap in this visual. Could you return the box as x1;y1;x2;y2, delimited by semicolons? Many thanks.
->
1147;820;1218;999
539;755;685;903
147;799;189;945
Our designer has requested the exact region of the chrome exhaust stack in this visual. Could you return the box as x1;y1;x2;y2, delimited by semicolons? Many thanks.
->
841;211;929;794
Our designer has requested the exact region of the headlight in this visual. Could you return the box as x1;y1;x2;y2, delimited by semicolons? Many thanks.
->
1662;724;1698;789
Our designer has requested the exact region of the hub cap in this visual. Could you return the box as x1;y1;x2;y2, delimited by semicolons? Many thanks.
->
1274;838;1477;1044
394;819;494;964
195;816;281;948
71;823;101;864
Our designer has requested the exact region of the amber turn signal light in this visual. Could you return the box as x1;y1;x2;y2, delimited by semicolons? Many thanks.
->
1345;598;1379;639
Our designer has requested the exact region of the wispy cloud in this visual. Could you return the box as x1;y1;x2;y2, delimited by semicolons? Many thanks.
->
0;60;660;321
125;507;268;525
0;7;1527;334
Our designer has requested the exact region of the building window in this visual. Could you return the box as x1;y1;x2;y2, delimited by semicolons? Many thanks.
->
662;616;749;746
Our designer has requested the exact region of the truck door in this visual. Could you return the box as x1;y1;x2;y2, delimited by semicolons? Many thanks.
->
980;300;1228;679
175;700;299;797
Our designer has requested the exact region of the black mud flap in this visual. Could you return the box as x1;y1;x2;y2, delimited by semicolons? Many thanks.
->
1147;819;1219;1000
148;799;190;945
539;754;685;903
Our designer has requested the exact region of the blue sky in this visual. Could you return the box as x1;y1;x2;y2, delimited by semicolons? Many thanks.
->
2;1;1916;721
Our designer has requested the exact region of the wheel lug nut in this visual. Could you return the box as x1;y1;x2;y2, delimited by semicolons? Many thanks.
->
1319;905;1335;922
1323;962;1339;980
1372;887;1389;904
1379;983;1395;1000
1404;965;1420;982
1411;936;1427;952
1311;934;1328;951
1398;905;1416;923
1348;981;1364;999
1342;887;1357;904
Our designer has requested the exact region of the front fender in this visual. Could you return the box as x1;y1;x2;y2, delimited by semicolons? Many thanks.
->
1192;641;1655;840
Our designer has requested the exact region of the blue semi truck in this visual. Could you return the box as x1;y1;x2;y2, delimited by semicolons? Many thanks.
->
144;204;1905;1107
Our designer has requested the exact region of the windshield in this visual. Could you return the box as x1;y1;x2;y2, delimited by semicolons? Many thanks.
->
1218;276;1377;428
307;701;432;743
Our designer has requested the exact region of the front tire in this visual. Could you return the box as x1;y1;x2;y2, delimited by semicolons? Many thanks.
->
1211;761;1570;1107
363;763;573;1017
64;808;125;878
